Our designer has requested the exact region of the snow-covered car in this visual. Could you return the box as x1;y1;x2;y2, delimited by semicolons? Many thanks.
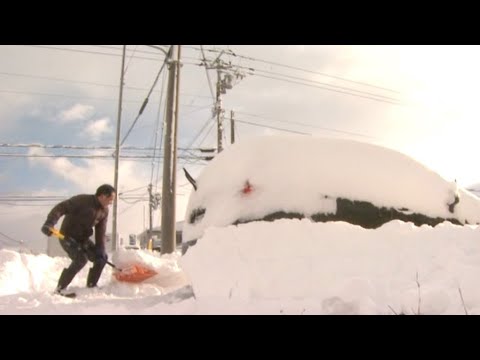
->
182;136;480;254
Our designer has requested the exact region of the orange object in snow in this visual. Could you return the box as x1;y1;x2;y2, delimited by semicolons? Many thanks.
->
50;227;157;283
113;264;157;283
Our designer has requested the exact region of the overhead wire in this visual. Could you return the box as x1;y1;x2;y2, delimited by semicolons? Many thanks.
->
184;59;402;106
1;46;388;152
0;143;210;151
234;119;311;135
21;45;164;62
200;45;215;100
0;70;213;99
241;66;401;103
18;45;401;105
196;120;217;150
232;111;377;139
254;73;401;105
118;185;147;194
151;68;167;189
154;83;168;191
179;54;401;147
119;46;172;147
0;230;24;244
185;45;400;94
123;45;138;74
4;45;410;203
0;153;203;160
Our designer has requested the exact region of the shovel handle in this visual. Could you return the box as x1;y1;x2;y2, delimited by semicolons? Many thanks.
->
49;227;121;271
106;260;121;271
50;227;64;240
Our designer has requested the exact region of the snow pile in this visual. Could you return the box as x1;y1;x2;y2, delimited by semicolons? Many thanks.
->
183;136;480;243
180;219;480;314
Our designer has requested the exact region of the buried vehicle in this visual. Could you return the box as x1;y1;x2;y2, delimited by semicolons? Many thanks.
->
182;136;480;254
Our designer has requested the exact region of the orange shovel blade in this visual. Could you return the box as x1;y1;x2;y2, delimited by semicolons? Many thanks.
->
113;264;157;283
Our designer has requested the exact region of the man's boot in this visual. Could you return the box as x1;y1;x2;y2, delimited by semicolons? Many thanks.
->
87;266;103;288
55;268;76;294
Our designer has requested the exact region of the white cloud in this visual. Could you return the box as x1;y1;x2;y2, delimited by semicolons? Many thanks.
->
58;104;94;123
28;147;117;192
82;117;112;140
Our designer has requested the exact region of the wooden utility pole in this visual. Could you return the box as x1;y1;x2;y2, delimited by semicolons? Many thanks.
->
203;51;245;153
161;45;181;254
216;71;224;153
148;183;153;243
112;45;126;251
230;110;235;144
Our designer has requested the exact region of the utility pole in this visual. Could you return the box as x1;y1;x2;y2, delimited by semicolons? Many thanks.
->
216;70;225;153
147;182;161;248
161;45;181;254
203;50;246;153
112;45;126;251
230;110;235;144
148;183;153;243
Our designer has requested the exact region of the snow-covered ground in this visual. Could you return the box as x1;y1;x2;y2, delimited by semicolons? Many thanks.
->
1;219;480;314
2;135;480;314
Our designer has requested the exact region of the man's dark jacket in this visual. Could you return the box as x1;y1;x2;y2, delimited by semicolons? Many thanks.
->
46;194;109;252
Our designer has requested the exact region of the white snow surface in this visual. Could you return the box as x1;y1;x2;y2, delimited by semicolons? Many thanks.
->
183;136;480;242
1;220;480;314
2;135;480;314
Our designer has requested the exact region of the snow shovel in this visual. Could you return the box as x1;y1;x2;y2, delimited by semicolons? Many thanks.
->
49;228;157;283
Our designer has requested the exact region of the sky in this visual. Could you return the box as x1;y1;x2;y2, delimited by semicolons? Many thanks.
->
2;45;480;253
2;135;480;314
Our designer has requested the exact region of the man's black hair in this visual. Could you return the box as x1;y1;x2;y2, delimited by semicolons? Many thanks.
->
95;184;116;197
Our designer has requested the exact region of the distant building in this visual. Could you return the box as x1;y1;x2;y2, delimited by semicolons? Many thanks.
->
105;233;121;252
125;234;140;250
137;221;183;252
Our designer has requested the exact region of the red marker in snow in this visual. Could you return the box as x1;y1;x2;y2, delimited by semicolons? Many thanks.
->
242;180;253;194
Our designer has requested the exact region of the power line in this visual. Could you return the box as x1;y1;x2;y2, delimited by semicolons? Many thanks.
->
0;153;208;160
20;45;164;62
185;58;403;105
0;195;67;199
233;111;376;139
0;71;212;98
0;143;208;151
150;69;167;188
253;73;401;106
124;45;138;74
13;46;401;106
118;185;148;195
120;47;171;147
0;230;24;244
234;119;311;135
185;45;401;94
3;46;406;186
200;45;215;100
0;89;214;112
3;53;400;110
245;66;401;103
0;73;207;102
